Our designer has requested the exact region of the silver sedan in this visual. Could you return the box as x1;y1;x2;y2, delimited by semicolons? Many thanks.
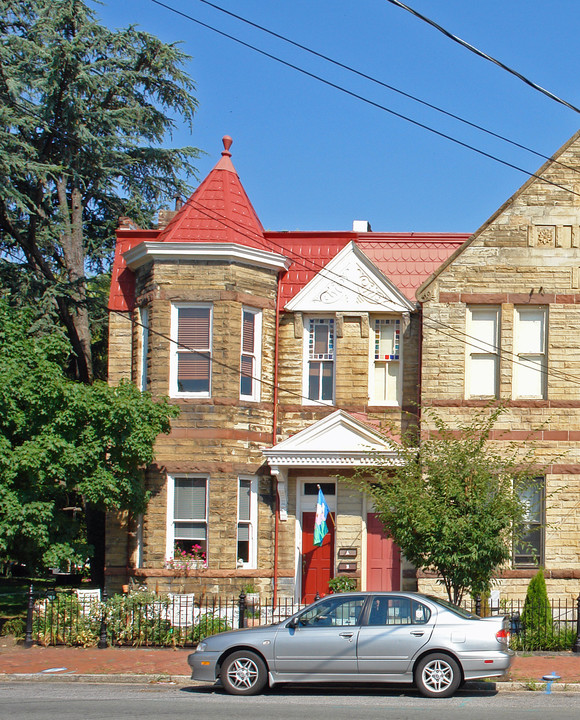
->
188;591;513;698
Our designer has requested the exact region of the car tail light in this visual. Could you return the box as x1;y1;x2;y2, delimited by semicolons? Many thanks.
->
496;628;510;645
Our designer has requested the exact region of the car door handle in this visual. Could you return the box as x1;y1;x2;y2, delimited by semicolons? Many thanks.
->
339;631;355;641
410;631;424;637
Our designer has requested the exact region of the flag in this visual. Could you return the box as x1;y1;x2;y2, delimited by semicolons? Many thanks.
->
313;487;330;547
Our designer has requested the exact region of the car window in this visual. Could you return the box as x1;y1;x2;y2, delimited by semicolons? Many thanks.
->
425;595;478;619
367;597;431;626
298;595;366;627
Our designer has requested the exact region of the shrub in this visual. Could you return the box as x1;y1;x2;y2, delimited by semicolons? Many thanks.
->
106;590;173;646
518;570;553;650
1;616;25;638
192;613;231;642
328;576;357;593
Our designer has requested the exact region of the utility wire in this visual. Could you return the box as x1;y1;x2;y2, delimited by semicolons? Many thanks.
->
191;0;580;175
384;0;580;115
148;0;580;199
118;188;580;390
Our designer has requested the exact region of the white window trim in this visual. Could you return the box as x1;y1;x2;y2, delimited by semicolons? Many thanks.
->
302;315;336;406
240;307;262;402
165;474;209;561
237;475;258;569
368;315;402;406
465;306;500;399
138;307;149;392
169;302;213;399
513;306;547;400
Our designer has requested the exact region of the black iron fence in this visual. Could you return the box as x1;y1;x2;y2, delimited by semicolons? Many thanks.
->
22;586;580;651
25;587;306;648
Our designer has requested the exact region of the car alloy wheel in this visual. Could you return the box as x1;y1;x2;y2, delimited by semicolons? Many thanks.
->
415;653;461;698
220;650;268;696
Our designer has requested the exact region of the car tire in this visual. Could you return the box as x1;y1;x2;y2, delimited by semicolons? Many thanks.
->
415;653;461;698
220;650;268;696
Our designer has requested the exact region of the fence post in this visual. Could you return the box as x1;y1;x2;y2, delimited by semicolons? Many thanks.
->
24;584;34;648
573;594;580;653
238;591;246;629
98;590;108;649
475;595;482;617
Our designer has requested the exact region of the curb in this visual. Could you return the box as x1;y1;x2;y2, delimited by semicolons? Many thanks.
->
1;673;579;692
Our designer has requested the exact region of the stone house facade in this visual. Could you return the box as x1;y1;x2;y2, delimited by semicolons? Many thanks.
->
107;131;580;602
417;130;580;601
106;136;466;600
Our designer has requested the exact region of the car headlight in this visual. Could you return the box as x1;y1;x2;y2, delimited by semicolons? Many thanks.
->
195;642;208;653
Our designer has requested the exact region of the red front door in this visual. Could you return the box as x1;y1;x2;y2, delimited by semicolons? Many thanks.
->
301;511;335;603
366;512;401;591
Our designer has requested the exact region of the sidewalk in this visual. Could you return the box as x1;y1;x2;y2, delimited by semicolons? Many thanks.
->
2;637;580;690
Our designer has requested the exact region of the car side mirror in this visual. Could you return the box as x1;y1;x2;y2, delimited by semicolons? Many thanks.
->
286;617;298;629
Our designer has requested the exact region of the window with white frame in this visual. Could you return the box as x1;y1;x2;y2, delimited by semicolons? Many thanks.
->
240;308;262;401
167;475;208;562
370;317;401;404
513;306;547;399
138;307;149;392
237;476;258;568
305;317;335;403
170;304;212;397
466;306;500;398
513;478;544;567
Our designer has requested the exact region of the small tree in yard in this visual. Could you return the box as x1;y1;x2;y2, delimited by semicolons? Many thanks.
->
521;569;552;638
0;301;179;581
349;406;549;605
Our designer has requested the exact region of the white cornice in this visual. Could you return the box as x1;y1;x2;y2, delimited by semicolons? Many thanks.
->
123;241;291;272
264;450;401;467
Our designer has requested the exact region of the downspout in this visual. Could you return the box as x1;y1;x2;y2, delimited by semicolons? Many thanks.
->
272;273;283;606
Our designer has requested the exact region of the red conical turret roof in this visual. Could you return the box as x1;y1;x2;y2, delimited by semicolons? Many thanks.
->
157;135;266;249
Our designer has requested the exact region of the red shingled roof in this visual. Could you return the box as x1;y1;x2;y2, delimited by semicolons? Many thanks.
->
157;136;265;248
266;232;469;305
108;136;469;312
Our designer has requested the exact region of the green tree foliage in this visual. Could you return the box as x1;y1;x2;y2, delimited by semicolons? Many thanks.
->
350;407;547;605
0;301;179;574
0;0;199;381
521;569;552;637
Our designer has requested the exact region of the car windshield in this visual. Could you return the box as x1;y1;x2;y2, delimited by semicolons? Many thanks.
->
426;595;479;619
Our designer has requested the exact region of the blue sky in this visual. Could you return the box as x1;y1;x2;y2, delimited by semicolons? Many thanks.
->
95;0;580;233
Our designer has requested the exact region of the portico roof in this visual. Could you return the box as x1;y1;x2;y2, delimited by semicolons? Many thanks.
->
263;410;401;467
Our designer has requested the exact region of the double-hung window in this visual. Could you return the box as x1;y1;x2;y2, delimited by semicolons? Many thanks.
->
513;306;547;399
370;317;401;404
513;478;544;567
240;308;262;401
167;475;208;561
305;317;335;403
466;306;499;398
237;476;258;568
171;304;212;397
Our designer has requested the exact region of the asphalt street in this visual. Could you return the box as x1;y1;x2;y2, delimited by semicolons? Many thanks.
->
1;681;580;720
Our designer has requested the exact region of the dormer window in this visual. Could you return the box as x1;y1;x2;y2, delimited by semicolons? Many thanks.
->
370;317;401;405
304;317;335;404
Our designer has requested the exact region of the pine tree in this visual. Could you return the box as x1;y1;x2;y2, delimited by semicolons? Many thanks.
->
521;569;552;647
0;0;199;381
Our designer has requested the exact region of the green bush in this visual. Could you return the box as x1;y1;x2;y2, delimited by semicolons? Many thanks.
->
328;576;357;593
1;616;25;638
32;592;100;647
192;613;231;642
106;590;173;646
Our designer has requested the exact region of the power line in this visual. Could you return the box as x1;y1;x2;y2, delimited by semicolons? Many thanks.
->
147;0;580;198
384;0;580;114
191;0;580;175
117;189;580;391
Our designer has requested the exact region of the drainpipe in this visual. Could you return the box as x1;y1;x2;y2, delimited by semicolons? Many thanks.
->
272;273;283;606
